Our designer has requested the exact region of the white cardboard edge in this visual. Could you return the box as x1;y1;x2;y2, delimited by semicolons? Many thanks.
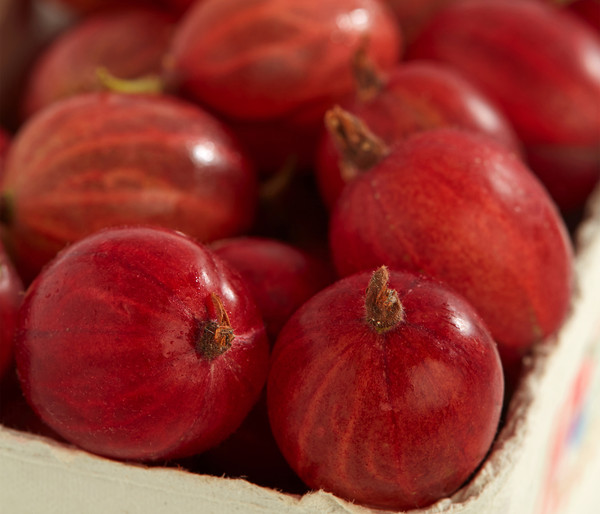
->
1;190;599;514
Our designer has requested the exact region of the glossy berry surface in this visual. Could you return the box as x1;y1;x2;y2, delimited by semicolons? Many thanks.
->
21;7;175;118
407;0;600;213
164;0;401;121
199;237;334;490
268;266;504;510
163;0;401;173
384;0;459;43
0;241;23;378
199;393;309;494
565;0;600;33
316;60;521;208
1;92;257;283
329;128;574;353
160;0;195;16
211;236;333;342
14;226;270;461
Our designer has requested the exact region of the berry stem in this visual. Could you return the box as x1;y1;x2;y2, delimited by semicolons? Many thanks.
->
96;67;164;95
197;293;235;360
365;266;404;333
324;105;389;182
352;39;384;103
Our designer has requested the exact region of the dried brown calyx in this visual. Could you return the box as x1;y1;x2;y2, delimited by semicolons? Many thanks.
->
365;266;405;333
352;39;385;103
324;105;389;183
197;293;235;360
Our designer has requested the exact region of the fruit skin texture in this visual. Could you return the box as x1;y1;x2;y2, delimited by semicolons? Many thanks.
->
0;366;66;441
267;267;504;510
161;0;196;16
163;0;401;173
200;237;333;491
165;0;401;120
21;7;175;119
199;393;308;494
211;236;333;342
316;60;521;209
14;226;270;462
329;128;574;354
566;0;600;33
0;240;23;378
384;0;459;43
407;0;600;213
1;92;257;283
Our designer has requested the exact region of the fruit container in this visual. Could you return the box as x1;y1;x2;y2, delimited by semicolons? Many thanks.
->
0;179;598;514
1;3;599;514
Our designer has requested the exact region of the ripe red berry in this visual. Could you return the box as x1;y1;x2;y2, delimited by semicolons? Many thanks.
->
14;226;270;461
211;236;333;342
407;0;600;213
268;266;504;510
566;0;600;33
165;0;401;120
21;7;175;119
163;0;401;172
329;124;574;355
316;59;520;208
1;92;258;283
385;0;459;43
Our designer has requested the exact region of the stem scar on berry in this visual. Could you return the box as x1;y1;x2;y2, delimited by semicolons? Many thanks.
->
324;105;389;183
197;293;235;360
352;36;385;103
365;266;405;333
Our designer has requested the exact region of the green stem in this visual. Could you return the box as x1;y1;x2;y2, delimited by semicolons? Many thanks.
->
352;38;384;103
96;67;164;95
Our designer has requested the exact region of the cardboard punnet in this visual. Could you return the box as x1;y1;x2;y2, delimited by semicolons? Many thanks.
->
1;186;599;513
0;3;599;511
